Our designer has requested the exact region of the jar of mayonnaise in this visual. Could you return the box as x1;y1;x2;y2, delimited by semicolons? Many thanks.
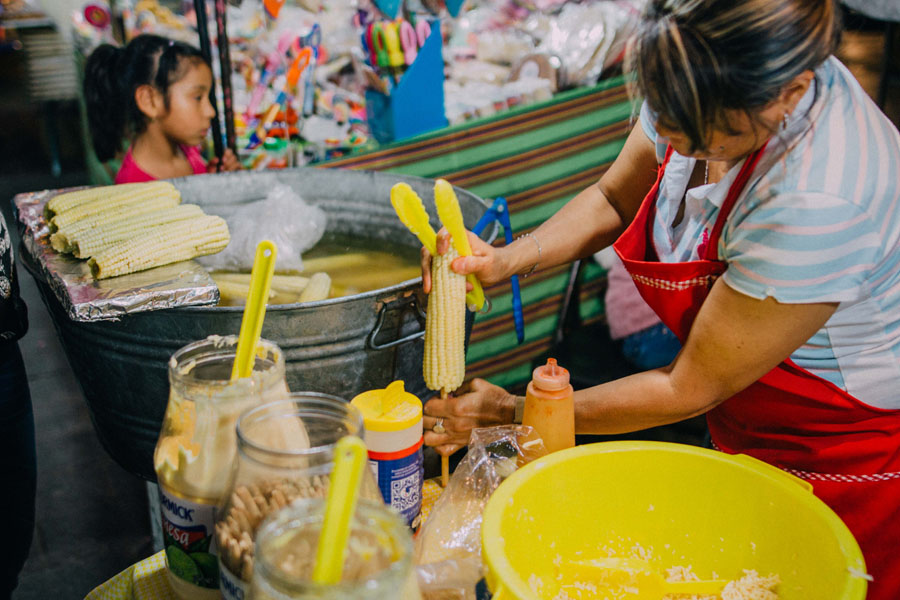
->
154;335;288;600
216;394;383;600
249;498;422;600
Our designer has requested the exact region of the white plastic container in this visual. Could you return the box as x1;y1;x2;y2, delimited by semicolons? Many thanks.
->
351;381;424;526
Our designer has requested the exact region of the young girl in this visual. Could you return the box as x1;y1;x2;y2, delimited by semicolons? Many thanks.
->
84;34;240;183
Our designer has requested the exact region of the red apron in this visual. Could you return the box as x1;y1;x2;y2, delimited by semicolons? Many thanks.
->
614;145;900;599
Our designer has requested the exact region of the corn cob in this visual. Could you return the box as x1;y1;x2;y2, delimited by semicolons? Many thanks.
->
51;195;184;245
62;204;206;258
88;215;230;279
423;247;466;393
298;272;332;303
44;182;174;219
51;184;180;232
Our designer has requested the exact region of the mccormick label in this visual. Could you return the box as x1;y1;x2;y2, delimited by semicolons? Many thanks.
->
369;438;424;526
158;485;219;590
219;559;248;600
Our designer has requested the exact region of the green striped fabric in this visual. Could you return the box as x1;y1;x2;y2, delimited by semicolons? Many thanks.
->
321;75;636;389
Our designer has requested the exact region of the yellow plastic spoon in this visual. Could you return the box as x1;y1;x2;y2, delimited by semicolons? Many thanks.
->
312;436;369;585
230;240;278;380
556;557;728;600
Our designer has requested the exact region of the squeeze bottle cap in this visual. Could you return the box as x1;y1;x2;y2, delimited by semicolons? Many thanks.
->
531;358;570;392
351;380;422;432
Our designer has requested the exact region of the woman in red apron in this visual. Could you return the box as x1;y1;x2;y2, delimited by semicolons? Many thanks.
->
421;1;900;597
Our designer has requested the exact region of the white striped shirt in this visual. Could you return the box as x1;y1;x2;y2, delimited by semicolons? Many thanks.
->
641;56;900;409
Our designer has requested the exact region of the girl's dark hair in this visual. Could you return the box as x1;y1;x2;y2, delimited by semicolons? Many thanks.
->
83;34;209;162
627;0;842;153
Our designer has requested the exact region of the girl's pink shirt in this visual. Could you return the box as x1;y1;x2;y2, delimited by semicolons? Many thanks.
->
114;145;207;184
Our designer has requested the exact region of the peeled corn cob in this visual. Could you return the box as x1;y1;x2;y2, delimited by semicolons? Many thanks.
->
54;204;206;258
424;247;466;393
88;215;230;279
298;272;332;303
44;182;174;219
50;183;180;230
51;193;182;237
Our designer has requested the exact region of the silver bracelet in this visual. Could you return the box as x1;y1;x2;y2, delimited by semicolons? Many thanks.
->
517;232;542;278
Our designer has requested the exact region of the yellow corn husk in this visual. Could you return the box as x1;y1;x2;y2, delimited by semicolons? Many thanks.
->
68;204;206;258
44;182;172;219
298;272;332;303
50;184;180;231
52;195;183;240
424;247;466;393
88;215;230;279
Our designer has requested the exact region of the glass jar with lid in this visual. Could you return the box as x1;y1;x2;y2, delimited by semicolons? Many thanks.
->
154;335;288;600
217;393;383;600
249;498;421;599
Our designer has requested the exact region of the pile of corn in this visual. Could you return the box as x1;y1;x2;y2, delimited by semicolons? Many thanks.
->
44;181;230;279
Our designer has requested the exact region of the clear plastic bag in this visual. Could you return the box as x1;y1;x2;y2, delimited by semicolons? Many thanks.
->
414;426;547;600
198;184;327;273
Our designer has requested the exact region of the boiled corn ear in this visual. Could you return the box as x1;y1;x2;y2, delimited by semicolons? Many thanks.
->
423;247;466;393
51;184;180;231
88;215;230;279
67;204;206;258
44;182;174;219
298;272;332;303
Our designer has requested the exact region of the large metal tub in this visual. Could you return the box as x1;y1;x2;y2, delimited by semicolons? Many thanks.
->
21;169;496;481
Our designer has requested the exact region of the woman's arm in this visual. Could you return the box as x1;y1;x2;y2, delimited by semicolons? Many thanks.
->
574;279;839;434
450;125;660;287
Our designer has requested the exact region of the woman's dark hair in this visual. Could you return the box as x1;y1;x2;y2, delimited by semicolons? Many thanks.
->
627;0;842;153
83;34;209;162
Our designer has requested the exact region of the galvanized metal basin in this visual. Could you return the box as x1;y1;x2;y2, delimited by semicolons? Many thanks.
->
22;169;496;481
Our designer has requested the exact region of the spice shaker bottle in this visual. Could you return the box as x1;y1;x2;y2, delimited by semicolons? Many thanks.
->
522;358;575;454
249;498;422;599
155;335;288;600
351;380;424;526
217;394;382;600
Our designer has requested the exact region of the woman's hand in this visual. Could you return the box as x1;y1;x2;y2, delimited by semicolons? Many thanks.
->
421;229;509;294
422;378;518;456
207;148;242;173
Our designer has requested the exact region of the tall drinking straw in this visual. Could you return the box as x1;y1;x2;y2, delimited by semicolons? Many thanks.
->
193;0;224;162
214;0;236;153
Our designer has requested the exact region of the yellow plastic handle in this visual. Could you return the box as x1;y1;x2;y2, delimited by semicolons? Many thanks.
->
231;240;277;380
390;183;437;256
731;453;813;493
312;436;369;584
433;179;485;310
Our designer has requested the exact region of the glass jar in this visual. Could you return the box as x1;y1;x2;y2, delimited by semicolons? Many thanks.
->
249;499;421;600
154;335;288;600
217;394;384;600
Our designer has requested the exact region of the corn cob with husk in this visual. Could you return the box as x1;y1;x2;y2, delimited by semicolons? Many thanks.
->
49;182;181;232
52;204;205;257
88;215;230;279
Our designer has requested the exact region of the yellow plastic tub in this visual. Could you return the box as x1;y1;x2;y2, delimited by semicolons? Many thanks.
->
482;441;867;599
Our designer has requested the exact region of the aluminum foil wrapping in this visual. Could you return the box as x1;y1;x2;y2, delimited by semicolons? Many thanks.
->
14;189;219;322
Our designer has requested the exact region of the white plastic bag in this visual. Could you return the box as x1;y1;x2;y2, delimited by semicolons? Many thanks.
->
414;426;547;600
198;184;327;273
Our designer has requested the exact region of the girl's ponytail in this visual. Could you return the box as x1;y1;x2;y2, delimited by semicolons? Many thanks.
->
83;43;126;162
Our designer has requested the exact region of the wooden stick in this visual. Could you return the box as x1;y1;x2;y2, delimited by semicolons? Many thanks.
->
441;388;449;488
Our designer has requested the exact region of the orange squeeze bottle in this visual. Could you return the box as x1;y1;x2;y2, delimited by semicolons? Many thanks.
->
522;358;575;454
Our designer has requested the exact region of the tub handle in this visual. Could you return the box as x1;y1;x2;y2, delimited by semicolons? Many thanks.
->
732;454;813;493
367;295;427;350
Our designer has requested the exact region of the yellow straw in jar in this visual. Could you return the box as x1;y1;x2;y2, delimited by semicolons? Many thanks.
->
313;436;369;584
231;240;278;380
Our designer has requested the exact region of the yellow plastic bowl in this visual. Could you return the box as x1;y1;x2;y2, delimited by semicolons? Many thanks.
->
482;441;867;599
